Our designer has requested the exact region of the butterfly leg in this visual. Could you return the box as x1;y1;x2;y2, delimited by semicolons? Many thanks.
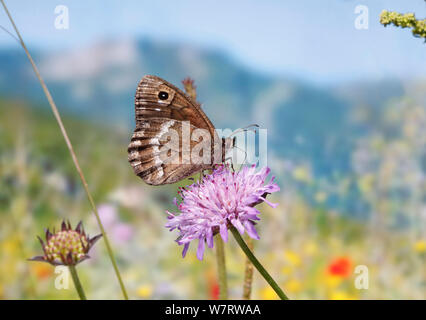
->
224;156;236;172
198;169;205;182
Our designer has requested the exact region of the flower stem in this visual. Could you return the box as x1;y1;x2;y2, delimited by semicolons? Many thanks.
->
230;227;289;300
215;235;228;300
68;265;87;300
0;0;129;300
242;235;254;299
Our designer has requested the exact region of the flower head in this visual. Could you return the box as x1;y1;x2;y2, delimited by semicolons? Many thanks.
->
327;257;352;278
29;220;101;266
166;165;280;260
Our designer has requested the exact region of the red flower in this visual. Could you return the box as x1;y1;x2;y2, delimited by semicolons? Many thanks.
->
209;282;220;300
327;257;352;278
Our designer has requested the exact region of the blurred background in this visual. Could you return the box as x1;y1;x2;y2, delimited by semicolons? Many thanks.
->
0;0;425;299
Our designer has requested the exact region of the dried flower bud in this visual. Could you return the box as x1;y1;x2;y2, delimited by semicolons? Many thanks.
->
29;220;101;266
182;77;197;101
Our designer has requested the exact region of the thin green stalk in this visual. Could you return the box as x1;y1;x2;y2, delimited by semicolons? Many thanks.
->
230;227;289;300
0;0;129;299
242;235;254;299
68;265;87;300
215;235;228;300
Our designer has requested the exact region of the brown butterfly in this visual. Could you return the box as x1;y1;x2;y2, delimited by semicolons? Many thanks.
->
128;75;234;185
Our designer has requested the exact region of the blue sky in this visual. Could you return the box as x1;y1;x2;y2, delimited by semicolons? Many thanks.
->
0;0;425;83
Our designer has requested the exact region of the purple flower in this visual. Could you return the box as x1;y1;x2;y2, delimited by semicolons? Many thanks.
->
98;204;117;229
96;204;134;245
112;223;134;245
165;165;280;260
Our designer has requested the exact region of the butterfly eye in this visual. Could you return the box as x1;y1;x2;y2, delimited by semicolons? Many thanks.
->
158;91;169;100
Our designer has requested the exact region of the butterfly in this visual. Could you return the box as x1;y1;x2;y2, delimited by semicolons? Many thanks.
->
128;75;234;185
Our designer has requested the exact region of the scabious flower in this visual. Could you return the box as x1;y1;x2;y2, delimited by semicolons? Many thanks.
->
166;165;280;260
29;220;101;266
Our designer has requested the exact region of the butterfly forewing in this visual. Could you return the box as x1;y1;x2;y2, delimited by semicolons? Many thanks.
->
135;75;215;132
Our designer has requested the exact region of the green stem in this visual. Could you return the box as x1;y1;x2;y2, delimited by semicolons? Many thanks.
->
215;235;228;300
230;227;289;300
242;235;254;300
0;0;129;300
68;265;87;300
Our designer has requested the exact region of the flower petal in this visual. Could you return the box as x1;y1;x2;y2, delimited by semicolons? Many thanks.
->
220;224;228;242
232;218;245;235
196;238;205;260
244;221;260;240
206;228;214;248
182;243;190;258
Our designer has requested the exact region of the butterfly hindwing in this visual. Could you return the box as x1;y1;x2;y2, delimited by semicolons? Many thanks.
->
128;118;215;185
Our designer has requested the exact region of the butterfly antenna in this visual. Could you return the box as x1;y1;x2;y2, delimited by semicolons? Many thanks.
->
225;124;259;168
226;144;249;169
228;124;259;138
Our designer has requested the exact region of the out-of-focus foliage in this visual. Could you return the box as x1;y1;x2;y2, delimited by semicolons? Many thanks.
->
0;95;424;299
380;10;426;40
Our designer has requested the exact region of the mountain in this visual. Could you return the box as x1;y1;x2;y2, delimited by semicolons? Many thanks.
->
0;38;422;179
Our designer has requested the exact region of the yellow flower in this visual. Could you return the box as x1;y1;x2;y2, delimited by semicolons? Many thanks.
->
284;250;301;267
292;166;311;183
260;286;278;300
314;192;327;203
2;238;20;255
136;284;153;298
303;241;318;256
358;174;374;194
413;240;426;253
285;280;302;294
324;274;342;288
329;291;357;300
281;266;293;276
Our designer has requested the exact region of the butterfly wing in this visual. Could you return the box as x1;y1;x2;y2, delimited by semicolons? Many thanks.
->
128;118;215;185
135;75;216;134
